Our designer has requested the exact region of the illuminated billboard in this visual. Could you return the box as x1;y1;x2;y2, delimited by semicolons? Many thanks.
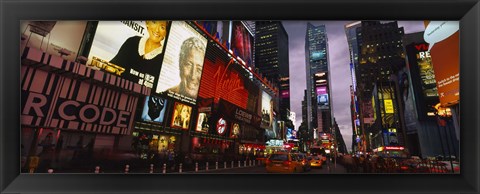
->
171;102;192;130
231;21;254;66
310;50;326;60
287;128;298;140
197;41;256;109
88;21;170;89
195;112;210;133
404;42;440;117
281;90;290;98
216;118;227;135
156;21;208;104
362;100;375;124
424;21;459;106
261;91;273;129
230;123;240;138
141;96;167;123
316;86;329;109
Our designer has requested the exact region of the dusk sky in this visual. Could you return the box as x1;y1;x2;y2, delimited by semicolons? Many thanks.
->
282;21;426;151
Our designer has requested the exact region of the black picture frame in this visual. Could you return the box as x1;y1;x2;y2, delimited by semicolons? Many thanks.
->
1;0;479;193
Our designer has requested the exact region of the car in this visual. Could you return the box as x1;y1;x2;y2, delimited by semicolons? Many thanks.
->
295;153;311;172
256;155;269;166
309;155;323;168
265;152;304;173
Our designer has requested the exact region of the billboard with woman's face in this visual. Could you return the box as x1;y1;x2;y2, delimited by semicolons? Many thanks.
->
195;113;210;133
87;21;170;89
171;102;192;130
155;21;208;105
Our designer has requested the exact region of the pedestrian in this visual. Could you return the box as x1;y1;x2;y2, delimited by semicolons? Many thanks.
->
168;151;175;170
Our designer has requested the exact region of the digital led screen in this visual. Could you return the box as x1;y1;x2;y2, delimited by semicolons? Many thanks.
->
286;128;297;140
88;21;170;89
156;21;208;104
310;50;326;60
316;86;329;109
171;102;192;130
197;41;257;110
141;96;167;123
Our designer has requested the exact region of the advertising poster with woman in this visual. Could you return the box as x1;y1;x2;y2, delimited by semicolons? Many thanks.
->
88;21;171;89
156;21;208;105
171;102;192;130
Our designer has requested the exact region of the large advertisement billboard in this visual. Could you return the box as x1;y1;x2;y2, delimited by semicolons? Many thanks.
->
141;96;167;123
88;21;170;89
423;21;459;106
231;21;254;67
156;21;208;104
21;67;138;135
316;86;329;109
261;91;273;129
171;102;192;130
363;100;375;124
21;21;87;62
197;41;259;110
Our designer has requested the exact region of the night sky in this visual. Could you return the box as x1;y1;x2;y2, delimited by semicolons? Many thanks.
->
282;21;426;151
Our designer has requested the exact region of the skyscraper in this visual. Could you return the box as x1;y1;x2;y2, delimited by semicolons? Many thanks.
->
305;23;332;139
354;21;407;151
255;21;290;121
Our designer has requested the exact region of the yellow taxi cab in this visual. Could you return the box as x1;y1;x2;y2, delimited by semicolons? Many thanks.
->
309;155;323;168
265;152;304;173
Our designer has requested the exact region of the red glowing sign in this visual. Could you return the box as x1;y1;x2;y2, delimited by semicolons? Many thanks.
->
198;44;250;109
385;146;405;150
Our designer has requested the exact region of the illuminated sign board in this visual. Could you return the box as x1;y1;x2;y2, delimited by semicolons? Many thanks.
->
424;21;459;106
216;118;227;135
141;96;167;123
316;86;329;109
383;99;394;114
230;123;240;138
195;113;210;133
231;21;254;67
261;91;273;129
88;21;170;89
156;21;208;104
171;102;192;130
197;42;256;110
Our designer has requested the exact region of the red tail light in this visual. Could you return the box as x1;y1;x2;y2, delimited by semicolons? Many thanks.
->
283;161;291;166
400;166;409;170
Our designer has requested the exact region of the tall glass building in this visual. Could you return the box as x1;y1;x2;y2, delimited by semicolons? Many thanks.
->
305;23;332;139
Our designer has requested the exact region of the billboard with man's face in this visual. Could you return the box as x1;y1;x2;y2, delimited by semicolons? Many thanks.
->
156;21;208;105
88;21;170;89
